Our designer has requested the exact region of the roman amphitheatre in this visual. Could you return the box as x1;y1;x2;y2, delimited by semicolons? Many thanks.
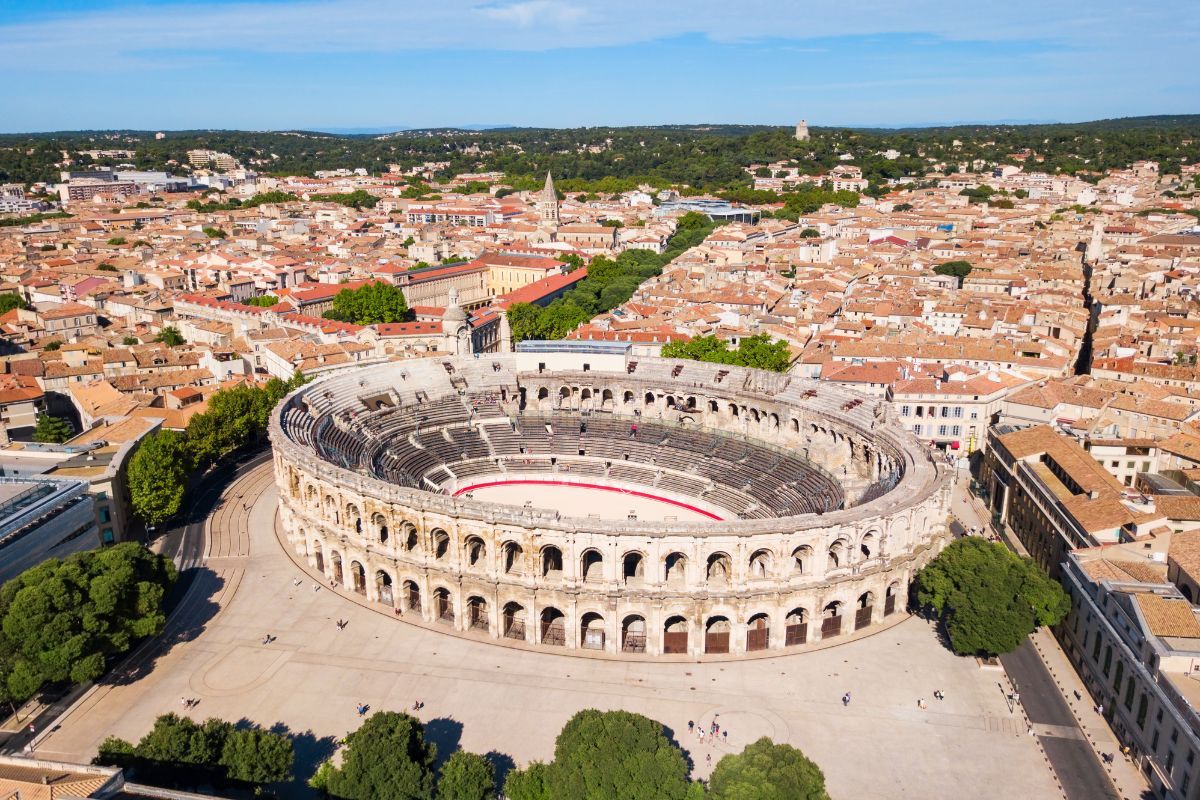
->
271;348;952;658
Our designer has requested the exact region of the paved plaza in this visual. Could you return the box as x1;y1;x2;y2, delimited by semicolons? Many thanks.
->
35;463;1060;799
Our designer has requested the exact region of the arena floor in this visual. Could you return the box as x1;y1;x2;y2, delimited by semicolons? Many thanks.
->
453;479;726;522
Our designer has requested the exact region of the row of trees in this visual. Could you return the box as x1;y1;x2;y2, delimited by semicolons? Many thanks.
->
507;212;719;342
185;190;298;212
127;373;308;525
98;712;294;789
661;334;792;373
309;708;828;800
312;190;379;209
323;282;411;325
0;543;176;707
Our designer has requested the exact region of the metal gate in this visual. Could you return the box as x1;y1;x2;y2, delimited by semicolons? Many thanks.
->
468;603;488;630
622;631;646;653
582;629;605;650
705;631;730;654
663;631;688;654
406;585;421;612
315;551;324;573
379;584;393;606
821;615;842;639
885;594;896;615
436;594;453;623
855;606;873;630
785;622;808;646
746;626;769;652
541;619;565;646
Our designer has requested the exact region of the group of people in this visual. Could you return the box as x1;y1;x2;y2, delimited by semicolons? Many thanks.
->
336;619;349;631
687;718;729;758
179;697;200;709
917;690;946;709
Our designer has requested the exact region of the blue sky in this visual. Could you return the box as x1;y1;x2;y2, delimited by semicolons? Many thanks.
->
1;0;1196;132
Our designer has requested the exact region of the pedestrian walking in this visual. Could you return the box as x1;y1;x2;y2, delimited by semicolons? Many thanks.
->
722;730;728;744
687;720;694;733
706;753;711;766
842;692;851;706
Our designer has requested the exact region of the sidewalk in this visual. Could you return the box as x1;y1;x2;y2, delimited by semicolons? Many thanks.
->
952;476;1150;799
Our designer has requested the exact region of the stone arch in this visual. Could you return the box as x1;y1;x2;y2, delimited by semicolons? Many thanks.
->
403;579;421;612
346;503;362;534
855;591;876;630
663;615;689;654
581;549;604;582
350;560;366;595
433;587;454;623
708;399;719;413
558;386;571;408
621;614;647;653
502;541;524;574
464;535;486;569
827;538;848;569
402;522;419;551
312;540;324;573
746;612;770;651
643;391;655;407
704;616;731;654
860;530;879;558
785;607;809;645
580;611;605;650
432;529;450;560
466;595;488;631
330;550;344;585
372;512;388;544
502;601;526;639
664;551;687;584
289;470;300;498
791;545;812;575
601;388;614;410
622;551;645;584
304;483;317;505
540;607;565;645
375;569;393;606
769;412;780;429
821;600;844;639
749;548;773;579
541;545;563;577
623;390;635;406
706;552;732;584
728;402;739;417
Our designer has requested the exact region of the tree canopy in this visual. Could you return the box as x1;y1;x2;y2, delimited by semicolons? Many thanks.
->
0;543;175;705
662;334;791;373
128;429;191;525
33;414;73;443
156;326;185;347
914;537;1070;656
0;294;27;314
708;737;829;800
437;750;495;800
324;282;411;325
244;294;279;307
322;711;437;800
934;260;972;287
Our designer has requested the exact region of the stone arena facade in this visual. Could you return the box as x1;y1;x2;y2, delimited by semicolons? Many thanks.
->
269;349;952;658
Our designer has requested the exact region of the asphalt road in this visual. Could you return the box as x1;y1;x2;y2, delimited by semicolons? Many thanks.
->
0;449;271;755
1001;640;1120;800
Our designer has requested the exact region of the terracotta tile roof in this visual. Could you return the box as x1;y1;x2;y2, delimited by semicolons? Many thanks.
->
1080;558;1167;584
1135;593;1200;639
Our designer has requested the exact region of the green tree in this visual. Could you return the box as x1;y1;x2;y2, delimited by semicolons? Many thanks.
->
244;295;279;307
799;227;820;238
0;294;28;314
547;710;694;800
914;538;1069;657
324;282;410;325
502;762;551;800
220;727;295;784
708;737;829;800
33;414;73;443
156;326;185;347
325;711;436;800
560;253;585;272
43;340;62;351
122;335;139;346
107;236;127;245
0;543;175;703
933;260;972;288
437;750;495;800
128;429;190;525
735;334;791;372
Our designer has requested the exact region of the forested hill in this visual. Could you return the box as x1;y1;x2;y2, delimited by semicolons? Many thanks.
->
2;114;1197;192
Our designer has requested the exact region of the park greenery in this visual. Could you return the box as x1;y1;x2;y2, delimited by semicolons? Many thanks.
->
32;413;74;443
185;190;298;212
312;189;379;209
662;334;792;373
323;282;411;325
0;543;176;707
156;325;185;346
202;226;227;239
914;537;1070;657
244;294;280;307
507;211;718;342
0;293;28;314
128;373;308;525
0;211;71;227
933;260;973;287
97;712;294;790
707;737;830;800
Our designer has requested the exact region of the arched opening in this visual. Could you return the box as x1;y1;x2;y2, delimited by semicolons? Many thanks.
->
821;601;844;639
643;391;655;407
541;546;563;578
323;495;337;522
304;484;317;505
769;412;780;429
313;541;324;573
289;471;300;498
665;395;677;409
686;396;697;410
663;615;689;654
750;408;761;423
580;387;593;407
350;561;366;595
785;607;808;646
601;388;614;410
623;390;635;406
827;539;847;570
621;615;646;653
728;403;739;418
706;552;732;585
708;399;719;413
403;580;421;612
375;570;393;606
885;582;901;616
347;504;361;534
467;596;488;631
791;545;812;575
746;612;770;651
558;386;571;408
330;551;343;586
580;611;605;650
402;522;418;551
502;601;526;640
581;549;604;583
664;552;687;585
502;541;524;574
705;616;731;654
622;552;645;585
860;532;877;559
791;418;799;433
465;536;486;569
432;529;450;560
373;513;388;544
433;587;454;624
540;607;565;646
855;591;875;630
749;549;772;579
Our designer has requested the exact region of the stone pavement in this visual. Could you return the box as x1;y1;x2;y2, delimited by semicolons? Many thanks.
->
951;472;1151;800
34;462;1061;799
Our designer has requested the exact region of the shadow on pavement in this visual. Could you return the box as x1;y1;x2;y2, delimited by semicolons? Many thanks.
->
425;716;463;771
486;750;516;790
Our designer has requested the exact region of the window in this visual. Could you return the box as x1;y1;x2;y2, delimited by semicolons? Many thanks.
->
901;405;911;417
913;424;922;436
951;426;961;437
1124;676;1135;710
953;406;963;418
1167;750;1175;774
1103;645;1112;676
938;425;948;437
1153;729;1161;752
1137;694;1148;729
940;407;950;418
102;528;114;543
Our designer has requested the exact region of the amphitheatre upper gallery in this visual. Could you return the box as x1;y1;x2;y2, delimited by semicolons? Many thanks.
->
270;348;951;658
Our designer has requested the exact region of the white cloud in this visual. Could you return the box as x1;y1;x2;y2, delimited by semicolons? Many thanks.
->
479;1;586;28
